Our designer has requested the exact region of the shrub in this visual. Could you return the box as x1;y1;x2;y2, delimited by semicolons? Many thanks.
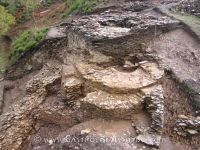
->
0;0;39;23
66;0;96;14
0;5;15;36
10;28;48;60
41;0;54;6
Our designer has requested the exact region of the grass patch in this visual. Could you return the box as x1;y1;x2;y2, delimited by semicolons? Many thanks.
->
66;0;93;14
10;28;48;61
0;0;40;23
65;0;106;15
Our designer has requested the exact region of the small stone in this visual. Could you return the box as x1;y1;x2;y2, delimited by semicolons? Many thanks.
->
186;129;198;135
178;115;188;119
48;139;53;145
26;65;33;71
136;133;161;147
178;123;187;126
81;129;91;135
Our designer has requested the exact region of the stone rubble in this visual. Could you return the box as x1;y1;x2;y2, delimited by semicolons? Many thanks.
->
34;96;82;126
174;0;200;17
70;11;179;40
174;115;200;136
123;1;153;12
134;85;164;147
0;64;61;150
76;62;157;93
144;85;164;134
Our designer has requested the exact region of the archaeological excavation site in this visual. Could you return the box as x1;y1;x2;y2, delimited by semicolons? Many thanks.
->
0;0;200;149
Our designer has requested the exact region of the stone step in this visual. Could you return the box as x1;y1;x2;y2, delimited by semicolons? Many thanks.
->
62;76;83;101
76;62;160;94
34;96;82;127
80;91;144;119
61;65;83;101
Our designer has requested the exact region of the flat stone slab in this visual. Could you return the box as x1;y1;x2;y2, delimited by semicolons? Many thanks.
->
80;91;143;119
136;133;161;147
77;63;156;93
90;26;131;39
174;115;200;136
81;91;143;110
139;61;164;80
46;27;66;39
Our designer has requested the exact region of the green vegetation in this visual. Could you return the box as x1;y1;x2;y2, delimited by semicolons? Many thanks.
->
0;0;106;73
41;0;55;6
10;28;48;60
64;0;108;15
0;5;15;74
0;0;39;23
0;5;15;36
66;0;100;14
